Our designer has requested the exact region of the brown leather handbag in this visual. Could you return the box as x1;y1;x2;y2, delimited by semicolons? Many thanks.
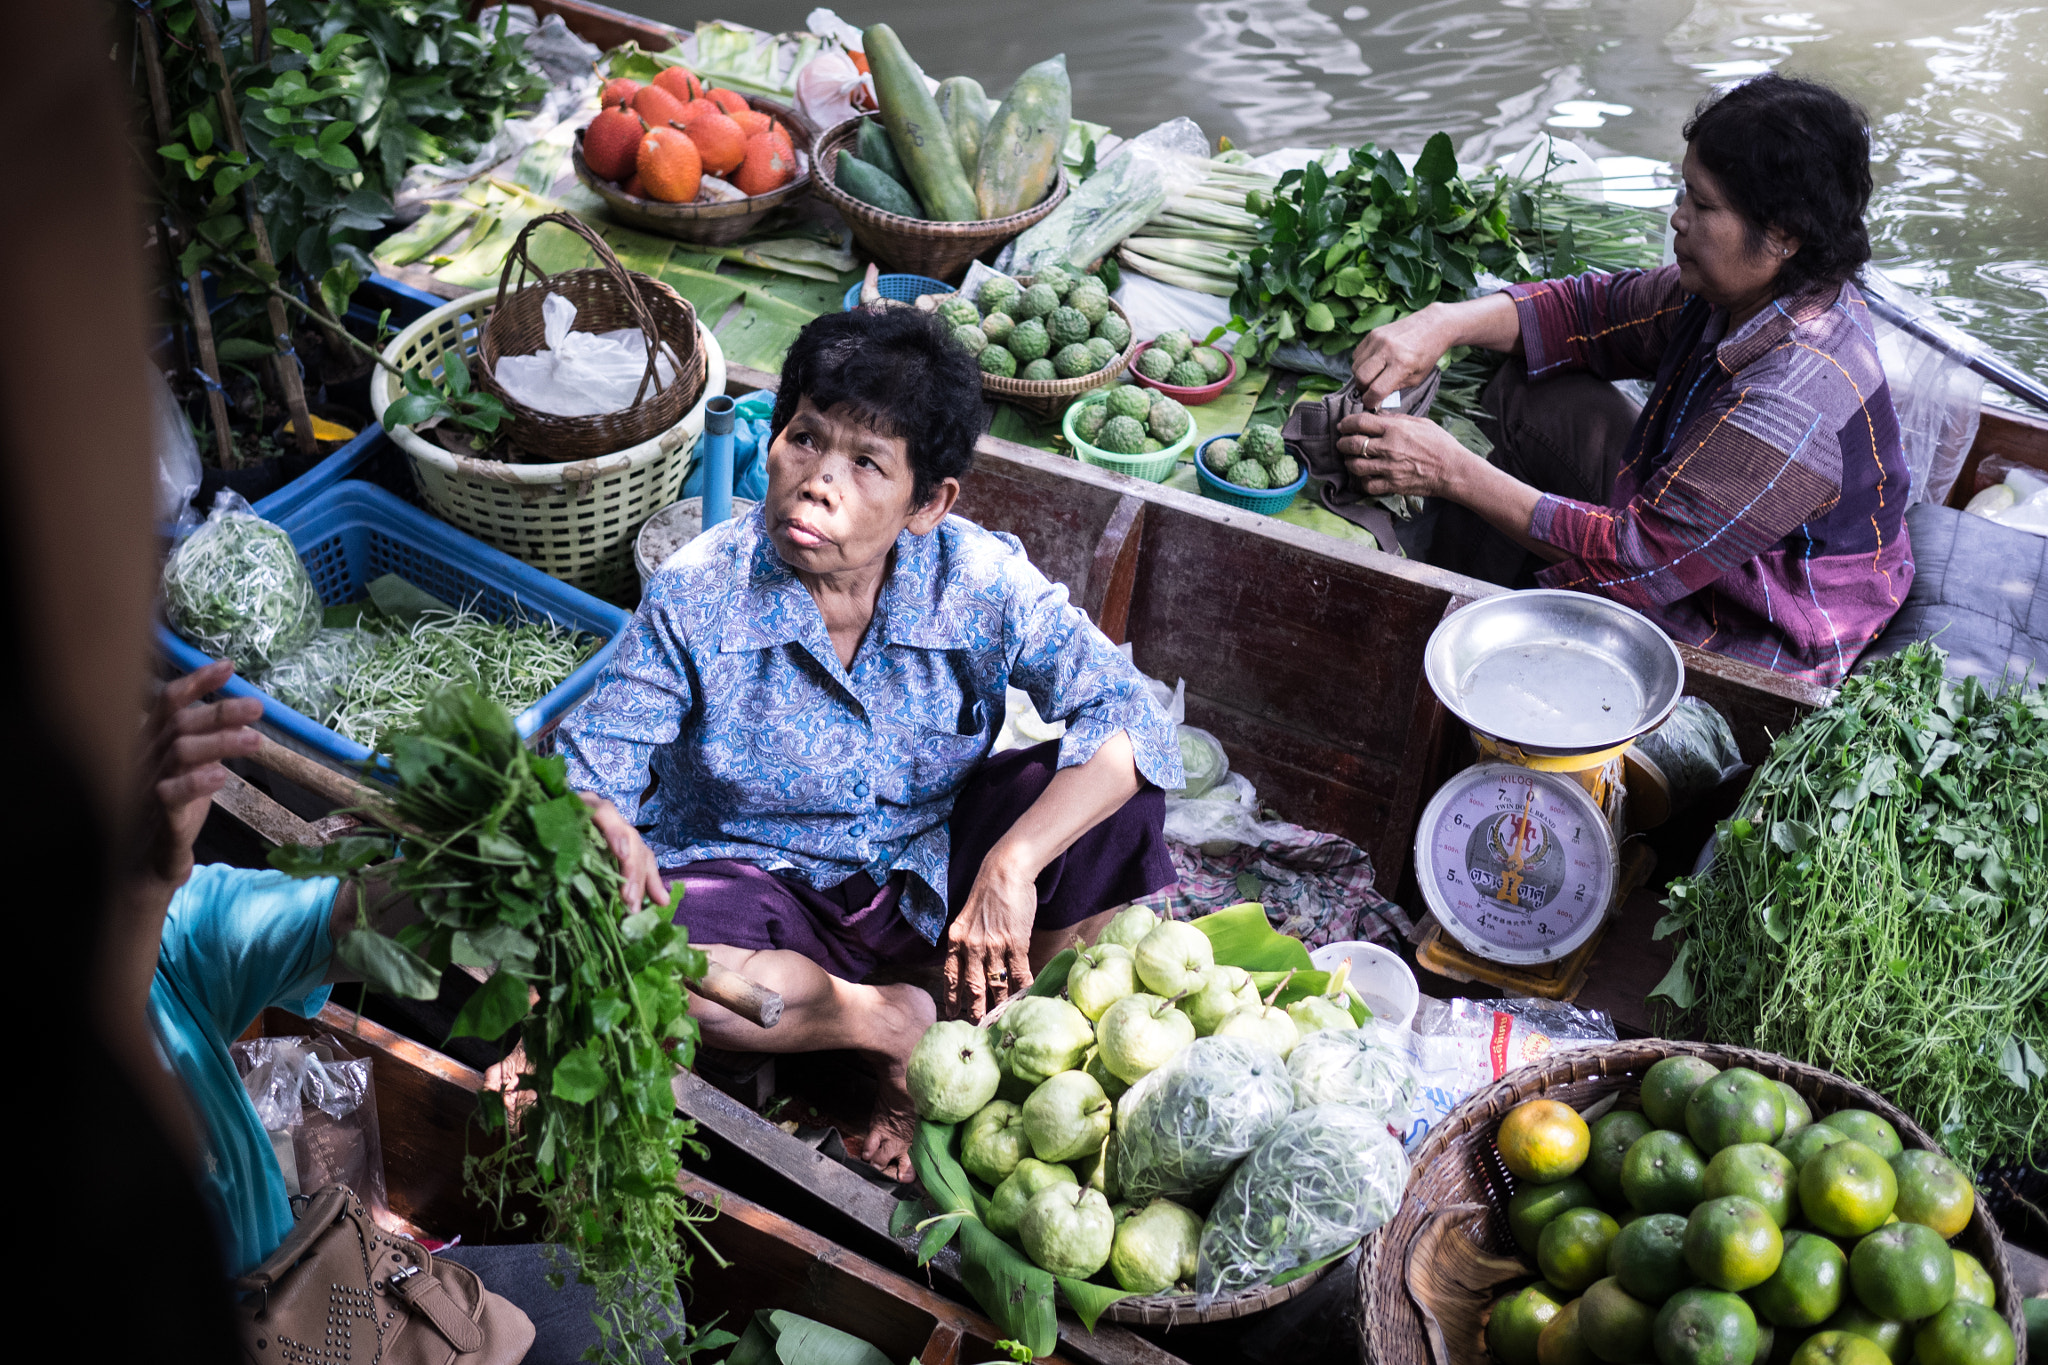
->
235;1186;534;1365
1280;367;1442;553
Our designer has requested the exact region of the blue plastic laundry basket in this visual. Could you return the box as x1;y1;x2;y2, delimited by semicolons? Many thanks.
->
842;273;954;311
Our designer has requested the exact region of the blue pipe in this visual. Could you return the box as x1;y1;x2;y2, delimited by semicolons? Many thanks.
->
702;394;736;528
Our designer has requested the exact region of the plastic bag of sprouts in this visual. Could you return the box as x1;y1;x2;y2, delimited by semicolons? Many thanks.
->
256;628;382;725
1115;1035;1295;1204
162;491;322;672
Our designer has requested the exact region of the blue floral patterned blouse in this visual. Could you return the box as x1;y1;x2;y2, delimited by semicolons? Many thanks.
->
557;506;1184;944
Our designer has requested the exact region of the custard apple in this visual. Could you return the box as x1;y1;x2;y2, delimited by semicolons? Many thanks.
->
1022;358;1059;381
1048;307;1091;349
938;296;981;329
1147;396;1191;445
982;311;1015;344
1084;337;1118;368
1035;264;1076;299
1008;318;1051;363
1093;313;1132;350
1192;345;1230;382
1016;282;1059;320
1167;359;1208;388
1135;346;1176;381
1105;385;1152;420
1069;282;1110;324
979;345;1017;378
1053;343;1096;379
977;276;1022;316
1154;329;1192;361
952;323;987;356
1075;401;1110;444
1240;423;1285;465
1267;454;1301;487
1224;459;1270;490
1203;437;1240;474
1098;415;1148;455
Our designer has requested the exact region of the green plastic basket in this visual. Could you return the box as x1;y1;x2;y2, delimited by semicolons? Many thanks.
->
1061;390;1196;483
1195;433;1306;513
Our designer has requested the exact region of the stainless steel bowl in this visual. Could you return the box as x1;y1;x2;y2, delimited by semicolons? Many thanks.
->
1424;589;1685;755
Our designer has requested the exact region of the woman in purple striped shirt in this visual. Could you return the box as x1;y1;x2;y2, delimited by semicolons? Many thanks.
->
1340;74;1912;686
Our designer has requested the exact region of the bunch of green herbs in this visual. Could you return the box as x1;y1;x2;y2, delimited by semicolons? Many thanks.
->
276;687;709;1363
1655;644;2048;1173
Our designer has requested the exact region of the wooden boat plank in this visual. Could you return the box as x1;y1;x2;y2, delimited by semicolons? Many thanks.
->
1953;406;2048;507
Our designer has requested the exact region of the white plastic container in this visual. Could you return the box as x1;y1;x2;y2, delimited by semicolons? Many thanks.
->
1310;940;1421;1031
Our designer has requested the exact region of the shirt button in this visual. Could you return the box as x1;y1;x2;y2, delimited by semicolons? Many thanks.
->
850;822;866;837
855;782;870;798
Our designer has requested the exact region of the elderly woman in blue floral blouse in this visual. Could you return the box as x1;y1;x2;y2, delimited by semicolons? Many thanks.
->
558;307;1183;1178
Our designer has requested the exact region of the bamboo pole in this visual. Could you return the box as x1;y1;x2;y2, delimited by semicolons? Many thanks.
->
136;12;238;469
189;0;318;457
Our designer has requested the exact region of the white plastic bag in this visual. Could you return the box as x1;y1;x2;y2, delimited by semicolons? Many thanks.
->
1008;118;1211;276
492;292;679;417
1387;997;1616;1148
149;363;203;534
1112;270;1236;349
794;47;871;131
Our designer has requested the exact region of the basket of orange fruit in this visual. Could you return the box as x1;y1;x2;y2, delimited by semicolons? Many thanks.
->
572;65;817;246
1362;1041;2027;1365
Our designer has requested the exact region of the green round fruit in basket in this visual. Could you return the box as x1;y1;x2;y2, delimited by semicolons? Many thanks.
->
1799;1140;1897;1237
1622;1129;1709;1214
1642;1056;1722;1131
1610;1211;1693;1304
1054;343;1096;379
1240;422;1285;465
1070;282;1111;325
1267;455;1300;487
1020;1182;1114;1278
1688;1068;1788;1154
1166;359;1206;387
1136;345;1177;381
953;323;988;356
1074;400;1111;445
1779;1124;1849;1172
1683;1194;1783;1291
1225;459;1269;490
1193;345;1231;382
1754;1230;1848;1328
977;276;1022;315
1016;282;1060;321
1109;1198;1202;1293
1581;1276;1659;1364
1048;306;1092;348
1794;1331;1896;1365
1203;437;1240;475
939;295;981;329
905;1020;1001;1123
1009;317;1051;363
988;1157;1076;1239
1654;1287;1759;1365
1890;1149;1973;1237
1704;1143;1799;1227
1509;1177;1599;1254
1538;1206;1621;1292
1490;1284;1567;1365
961;1099;1031;1185
1097;414;1149;455
1154;328;1192;360
1022;358;1058;381
1106;384;1152;420
1915;1304;2016;1365
1822;1110;1902;1161
1587;1110;1654;1205
1084;336;1117;368
1035;263;1077;299
1094;312;1133;350
979;345;1018;378
1848;1222;1954;1323
982;311;1015;344
1148;396;1191;444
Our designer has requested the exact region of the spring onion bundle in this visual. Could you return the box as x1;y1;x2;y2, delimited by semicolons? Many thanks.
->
1658;644;2048;1172
162;493;321;672
1118;158;1275;297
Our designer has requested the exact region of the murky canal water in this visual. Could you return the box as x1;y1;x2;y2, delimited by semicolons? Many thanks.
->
643;0;2048;395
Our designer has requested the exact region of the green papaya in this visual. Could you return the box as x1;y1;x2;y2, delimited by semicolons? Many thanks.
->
836;149;924;219
974;55;1071;220
936;76;994;180
862;24;980;222
856;115;913;192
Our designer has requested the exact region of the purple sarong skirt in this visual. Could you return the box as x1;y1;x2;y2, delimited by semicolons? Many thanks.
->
659;741;1175;982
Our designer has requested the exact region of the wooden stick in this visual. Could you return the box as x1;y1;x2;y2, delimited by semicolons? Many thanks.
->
136;12;237;469
189;0;317;457
248;0;270;63
697;961;784;1029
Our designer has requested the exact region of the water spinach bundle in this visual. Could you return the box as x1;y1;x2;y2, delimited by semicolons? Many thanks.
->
276;687;708;1363
1656;645;2047;1174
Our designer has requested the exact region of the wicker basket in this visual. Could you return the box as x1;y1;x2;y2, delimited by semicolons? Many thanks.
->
1359;1040;2028;1365
373;289;727;599
811;115;1068;282
976;282;1142;419
474;211;707;462
570;97;817;246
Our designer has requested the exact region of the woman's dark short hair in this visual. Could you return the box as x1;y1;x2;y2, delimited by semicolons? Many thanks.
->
770;305;983;507
1683;73;1873;294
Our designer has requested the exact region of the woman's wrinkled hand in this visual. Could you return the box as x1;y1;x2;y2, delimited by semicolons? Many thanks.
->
1350;305;1452;408
1337;409;1477;501
578;792;671;913
945;857;1037;1021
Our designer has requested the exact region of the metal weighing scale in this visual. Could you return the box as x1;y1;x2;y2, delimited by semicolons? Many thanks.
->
1412;591;1685;998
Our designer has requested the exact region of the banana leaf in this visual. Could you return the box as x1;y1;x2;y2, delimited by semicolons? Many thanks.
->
728;1309;893;1365
1192;902;1313;971
371;198;477;268
909;1121;1057;1356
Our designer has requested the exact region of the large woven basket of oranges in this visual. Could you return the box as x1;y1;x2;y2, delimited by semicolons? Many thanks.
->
572;65;815;246
1361;1040;2027;1365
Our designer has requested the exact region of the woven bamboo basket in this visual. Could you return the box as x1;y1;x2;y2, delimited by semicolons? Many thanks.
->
972;280;1141;420
812;116;1068;283
570;97;817;246
372;289;726;599
474;211;706;461
1359;1040;2028;1365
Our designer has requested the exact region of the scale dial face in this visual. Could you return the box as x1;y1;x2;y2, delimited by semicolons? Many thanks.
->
1414;762;1619;965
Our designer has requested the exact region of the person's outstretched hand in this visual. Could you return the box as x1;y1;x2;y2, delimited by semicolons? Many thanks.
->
578;792;671;913
143;660;264;888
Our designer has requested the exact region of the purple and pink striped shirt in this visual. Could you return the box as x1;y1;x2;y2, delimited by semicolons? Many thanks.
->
1507;265;1913;686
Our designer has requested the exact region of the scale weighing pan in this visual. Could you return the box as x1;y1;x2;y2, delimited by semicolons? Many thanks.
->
1425;590;1686;756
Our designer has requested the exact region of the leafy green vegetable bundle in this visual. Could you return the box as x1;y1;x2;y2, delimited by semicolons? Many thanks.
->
1656;645;2048;1174
279;687;708;1363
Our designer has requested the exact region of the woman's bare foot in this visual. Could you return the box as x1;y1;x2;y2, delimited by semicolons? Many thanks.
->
857;982;938;1182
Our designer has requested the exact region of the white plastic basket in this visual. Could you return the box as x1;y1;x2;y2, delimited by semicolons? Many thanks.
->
372;288;728;598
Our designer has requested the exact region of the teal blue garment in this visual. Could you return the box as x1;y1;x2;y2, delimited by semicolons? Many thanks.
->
150;864;339;1276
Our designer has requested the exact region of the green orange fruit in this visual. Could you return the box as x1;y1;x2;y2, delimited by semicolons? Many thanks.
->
1511;1177;1601;1254
1623;1130;1709;1215
1502;1100;1594;1183
1609;1211;1694;1304
1822;1302;1910;1365
1948;1251;1994;1309
1580;1276;1659;1363
1848;1222;1955;1323
1643;1056;1722;1131
1751;1230;1847;1328
1777;1125;1849;1172
1788;1331;1892;1365
1798;1141;1897;1238
1491;1283;1568;1365
1820;1111;1901;1161
1705;1143;1800;1228
1588;1110;1655;1207
1684;1195;1784;1291
1540;1298;1601;1365
2022;1299;2046;1363
1888;1150;1973;1238
1688;1068;1788;1154
1913;1302;2016;1365
1776;1085;1813;1138
1541;1207;1623;1293
1654;1286;1759;1365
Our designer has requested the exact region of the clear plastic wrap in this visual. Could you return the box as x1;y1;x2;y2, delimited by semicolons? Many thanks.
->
149;363;202;535
162;490;322;672
232;1036;388;1220
256;627;381;724
1114;1035;1295;1203
1008;119;1210;276
1865;269;1983;509
1195;1103;1409;1303
1284;1027;1419;1122
1631;696;1746;816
